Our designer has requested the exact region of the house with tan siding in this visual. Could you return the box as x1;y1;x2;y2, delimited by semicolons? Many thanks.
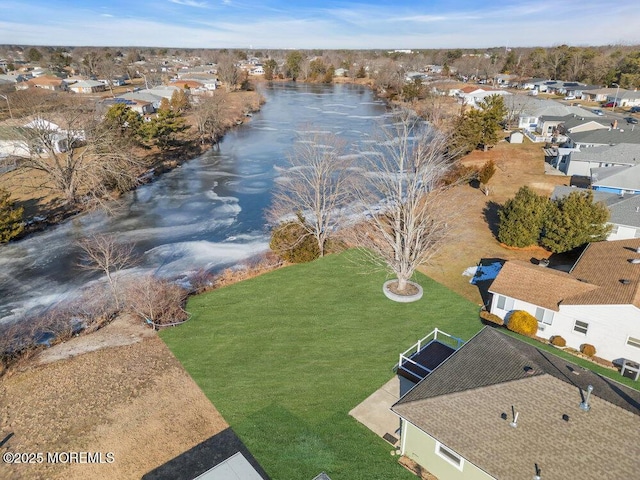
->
392;327;640;480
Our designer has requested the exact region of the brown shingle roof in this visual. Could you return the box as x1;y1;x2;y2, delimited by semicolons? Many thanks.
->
567;239;640;307
27;75;63;86
392;328;640;480
488;260;597;311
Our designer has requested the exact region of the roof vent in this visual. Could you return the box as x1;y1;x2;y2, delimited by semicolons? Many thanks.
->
621;279;631;285
510;406;519;428
562;414;570;422
630;259;640;264
580;385;594;411
636;247;640;253
533;463;542;480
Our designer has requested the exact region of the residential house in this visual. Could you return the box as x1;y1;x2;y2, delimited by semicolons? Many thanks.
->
170;80;203;90
25;75;66;91
553;142;640;176
69;80;106;94
517;78;549;91
392;327;640;480
494;73;516;87
102;97;154;116
455;86;510;109
249;65;264;75
118;92;163;111
552;185;640;240
592;163;640;194
580;87;640;107
489;238;640;364
333;68;348;77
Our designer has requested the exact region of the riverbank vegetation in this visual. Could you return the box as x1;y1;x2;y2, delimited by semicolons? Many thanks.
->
0;87;263;240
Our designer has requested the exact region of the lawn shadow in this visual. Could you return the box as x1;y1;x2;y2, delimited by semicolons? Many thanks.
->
482;200;501;239
141;427;270;480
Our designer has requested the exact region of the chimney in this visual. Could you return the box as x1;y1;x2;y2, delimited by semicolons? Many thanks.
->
580;385;594;411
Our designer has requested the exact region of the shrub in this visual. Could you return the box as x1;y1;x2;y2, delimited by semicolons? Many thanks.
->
550;335;566;347
269;218;320;263
497;186;549;248
580;343;596;357
478;160;496;185
0;187;24;243
479;309;504;326
506;310;538;336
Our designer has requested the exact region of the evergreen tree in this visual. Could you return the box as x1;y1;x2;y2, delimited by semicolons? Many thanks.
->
477;95;507;151
285;51;303;80
143;108;189;151
0;188;24;243
541;191;611;253
497;186;549;248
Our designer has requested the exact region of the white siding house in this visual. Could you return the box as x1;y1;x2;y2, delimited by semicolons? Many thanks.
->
489;239;640;365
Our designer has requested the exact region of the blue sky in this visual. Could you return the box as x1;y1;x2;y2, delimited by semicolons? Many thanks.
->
0;0;638;49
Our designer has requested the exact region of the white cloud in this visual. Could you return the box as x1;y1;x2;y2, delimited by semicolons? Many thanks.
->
169;0;208;7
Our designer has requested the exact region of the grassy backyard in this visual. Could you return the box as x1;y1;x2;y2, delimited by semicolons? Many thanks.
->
160;250;482;480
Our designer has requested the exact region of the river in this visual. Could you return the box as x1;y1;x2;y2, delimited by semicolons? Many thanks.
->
0;82;389;323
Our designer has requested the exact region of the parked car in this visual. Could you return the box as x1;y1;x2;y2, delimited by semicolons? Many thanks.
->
631;106;640;113
627;117;639;124
603;101;618;108
563;95;576;100
592;109;604;116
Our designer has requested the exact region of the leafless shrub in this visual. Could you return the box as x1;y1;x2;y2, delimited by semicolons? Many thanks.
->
213;252;284;289
125;275;189;328
0;286;117;376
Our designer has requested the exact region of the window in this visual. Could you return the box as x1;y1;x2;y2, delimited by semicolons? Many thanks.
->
627;336;640;349
535;307;554;325
574;320;589;335
496;295;514;311
436;442;464;470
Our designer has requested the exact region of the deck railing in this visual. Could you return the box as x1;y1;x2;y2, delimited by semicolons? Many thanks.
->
398;328;464;376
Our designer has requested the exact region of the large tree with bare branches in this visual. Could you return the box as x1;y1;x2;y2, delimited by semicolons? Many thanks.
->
348;110;455;295
267;132;352;258
14;92;142;207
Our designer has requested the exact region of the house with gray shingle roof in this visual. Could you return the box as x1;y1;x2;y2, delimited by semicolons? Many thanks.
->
557;143;640;176
552;185;640;241
591;163;640;194
391;327;640;480
489;239;640;365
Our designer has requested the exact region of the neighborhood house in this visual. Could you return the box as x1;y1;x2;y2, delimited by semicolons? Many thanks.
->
489;238;640;365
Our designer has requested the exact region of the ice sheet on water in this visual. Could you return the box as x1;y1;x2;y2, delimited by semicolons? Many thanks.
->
144;239;269;277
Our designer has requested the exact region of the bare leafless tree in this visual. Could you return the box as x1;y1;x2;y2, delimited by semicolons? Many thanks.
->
14;93;143;207
217;54;240;91
77;233;136;310
192;90;228;145
267;131;353;257
346;109;456;294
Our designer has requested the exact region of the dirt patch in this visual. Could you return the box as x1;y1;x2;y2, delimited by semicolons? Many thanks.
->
0;318;227;480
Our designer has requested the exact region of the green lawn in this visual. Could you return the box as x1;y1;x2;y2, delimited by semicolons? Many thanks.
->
160;250;482;479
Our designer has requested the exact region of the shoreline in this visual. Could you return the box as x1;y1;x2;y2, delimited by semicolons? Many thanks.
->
2;89;265;243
